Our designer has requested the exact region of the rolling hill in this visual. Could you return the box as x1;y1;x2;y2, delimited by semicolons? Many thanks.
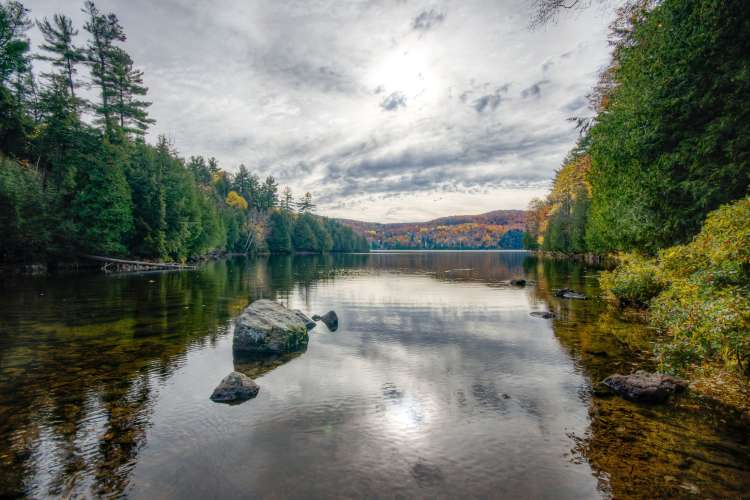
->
338;210;527;250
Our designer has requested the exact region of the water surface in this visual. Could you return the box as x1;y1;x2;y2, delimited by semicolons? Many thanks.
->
0;252;747;498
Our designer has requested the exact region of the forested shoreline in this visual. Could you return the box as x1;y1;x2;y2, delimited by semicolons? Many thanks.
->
526;0;749;378
0;1;367;268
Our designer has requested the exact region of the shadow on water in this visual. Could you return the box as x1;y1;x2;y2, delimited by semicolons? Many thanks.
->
0;252;747;498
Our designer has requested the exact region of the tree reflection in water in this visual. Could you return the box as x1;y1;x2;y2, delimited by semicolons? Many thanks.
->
0;252;747;498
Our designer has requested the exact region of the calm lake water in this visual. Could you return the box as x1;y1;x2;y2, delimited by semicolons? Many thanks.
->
1;252;748;498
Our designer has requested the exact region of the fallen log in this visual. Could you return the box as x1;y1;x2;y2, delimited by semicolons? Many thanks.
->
79;254;196;273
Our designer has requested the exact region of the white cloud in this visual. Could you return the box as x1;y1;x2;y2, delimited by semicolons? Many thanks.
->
26;0;617;222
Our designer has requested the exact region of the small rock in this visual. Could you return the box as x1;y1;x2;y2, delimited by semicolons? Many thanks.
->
530;311;556;319
603;370;687;403
210;371;259;404
585;349;609;356
679;482;700;495
312;310;339;332
510;279;527;286
555;288;587;300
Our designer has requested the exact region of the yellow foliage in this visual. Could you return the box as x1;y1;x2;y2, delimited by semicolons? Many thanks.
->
549;155;592;207
225;190;248;210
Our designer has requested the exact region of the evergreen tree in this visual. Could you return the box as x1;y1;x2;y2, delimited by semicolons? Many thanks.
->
0;0;30;86
281;186;293;211
108;46;153;135
296;191;314;213
36;14;85;109
306;214;332;252
586;0;750;252
259;175;278;211
82;0;125;135
267;210;292;254
292;215;317;252
72;140;133;255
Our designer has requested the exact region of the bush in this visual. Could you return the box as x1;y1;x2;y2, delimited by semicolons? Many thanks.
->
601;253;664;307
649;199;750;374
653;284;750;374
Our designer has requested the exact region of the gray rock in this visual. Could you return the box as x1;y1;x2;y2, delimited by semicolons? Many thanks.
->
530;311;555;319
312;310;339;332
210;371;259;403
603;370;687;403
233;299;314;354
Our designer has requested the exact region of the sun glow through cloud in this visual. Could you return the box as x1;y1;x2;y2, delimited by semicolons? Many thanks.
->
26;0;618;222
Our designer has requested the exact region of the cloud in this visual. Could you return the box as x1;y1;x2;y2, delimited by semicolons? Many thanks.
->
471;84;510;113
25;0;616;222
380;92;408;111
412;9;446;32
521;79;551;99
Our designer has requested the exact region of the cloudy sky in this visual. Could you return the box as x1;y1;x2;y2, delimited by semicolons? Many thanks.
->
27;0;616;222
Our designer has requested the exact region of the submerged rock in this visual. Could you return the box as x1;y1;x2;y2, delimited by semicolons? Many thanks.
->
510;279;527;286
233;299;314;354
555;288;587;300
603;370;687;403
312;310;339;332
530;311;556;319
210;371;259;404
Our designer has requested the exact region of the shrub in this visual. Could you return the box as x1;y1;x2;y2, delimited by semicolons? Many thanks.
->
649;199;750;374
601;253;664;307
653;284;750;374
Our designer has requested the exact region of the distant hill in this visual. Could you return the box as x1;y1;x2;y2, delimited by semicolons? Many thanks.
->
337;210;527;250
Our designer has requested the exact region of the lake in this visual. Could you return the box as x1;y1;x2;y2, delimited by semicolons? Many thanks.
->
0;252;748;498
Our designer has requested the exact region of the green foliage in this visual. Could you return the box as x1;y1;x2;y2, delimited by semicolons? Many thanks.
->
603;200;750;373
292;215;318;252
267;210;292;254
306;214;333;252
0;156;49;261
0;1;31;86
522;231;540;250
587;0;750;252
600;253;664;307
72;141;133;256
326;218;369;252
499;229;524;249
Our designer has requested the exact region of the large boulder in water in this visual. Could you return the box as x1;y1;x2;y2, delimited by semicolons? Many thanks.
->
233;299;314;354
603;371;687;403
210;371;259;404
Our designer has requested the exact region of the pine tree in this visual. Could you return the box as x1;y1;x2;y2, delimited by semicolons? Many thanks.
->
0;0;30;86
292;216;317;252
296;191;314;213
36;14;85;109
267;210;292;254
259;175;278;211
82;0;125;135
281;186;293;211
108;46;153;135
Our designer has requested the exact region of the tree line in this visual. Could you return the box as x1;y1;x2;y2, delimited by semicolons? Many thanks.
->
0;1;367;265
525;0;749;375
525;0;749;255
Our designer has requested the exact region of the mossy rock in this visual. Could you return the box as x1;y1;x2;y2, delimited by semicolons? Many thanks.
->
233;299;314;354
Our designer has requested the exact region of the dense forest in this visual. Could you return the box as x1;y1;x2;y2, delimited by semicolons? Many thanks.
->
0;1;367;266
341;209;526;250
526;0;749;374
